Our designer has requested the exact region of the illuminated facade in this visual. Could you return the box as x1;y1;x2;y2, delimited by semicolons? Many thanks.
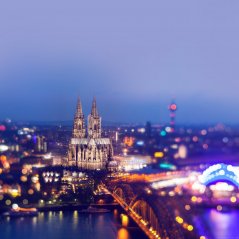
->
68;97;113;170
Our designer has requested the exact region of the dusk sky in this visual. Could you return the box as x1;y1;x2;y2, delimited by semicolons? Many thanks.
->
0;1;238;124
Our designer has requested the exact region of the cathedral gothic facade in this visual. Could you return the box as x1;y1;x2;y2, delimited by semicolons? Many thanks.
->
68;97;113;170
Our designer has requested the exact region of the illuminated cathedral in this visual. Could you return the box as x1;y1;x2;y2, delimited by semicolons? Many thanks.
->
68;97;113;170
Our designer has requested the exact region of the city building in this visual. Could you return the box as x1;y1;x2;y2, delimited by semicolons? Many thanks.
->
34;136;47;153
68;97;113;170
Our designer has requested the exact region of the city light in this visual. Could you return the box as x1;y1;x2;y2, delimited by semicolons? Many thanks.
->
200;164;239;187
0;0;237;238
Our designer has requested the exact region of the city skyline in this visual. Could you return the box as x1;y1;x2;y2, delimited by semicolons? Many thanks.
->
0;1;238;124
1;2;239;239
0;96;237;125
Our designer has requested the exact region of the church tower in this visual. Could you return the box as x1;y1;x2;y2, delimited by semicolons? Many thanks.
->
87;97;101;138
73;97;86;138
68;96;113;170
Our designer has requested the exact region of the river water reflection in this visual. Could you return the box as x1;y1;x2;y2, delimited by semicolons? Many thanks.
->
0;210;146;239
1;208;239;239
193;208;239;239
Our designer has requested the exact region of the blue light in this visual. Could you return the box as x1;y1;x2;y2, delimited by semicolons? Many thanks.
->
33;135;37;144
136;141;144;146
159;163;176;170
160;131;166;137
201;163;239;187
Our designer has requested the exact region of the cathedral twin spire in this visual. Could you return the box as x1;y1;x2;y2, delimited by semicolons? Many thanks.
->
73;97;85;138
73;97;101;139
68;97;113;170
75;97;84;118
91;97;99;117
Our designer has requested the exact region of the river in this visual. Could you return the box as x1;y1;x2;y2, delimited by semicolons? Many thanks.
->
193;208;239;239
0;209;146;239
1;209;239;239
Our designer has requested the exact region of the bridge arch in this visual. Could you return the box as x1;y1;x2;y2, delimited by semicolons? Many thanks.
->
200;163;239;187
113;184;136;205
131;195;184;239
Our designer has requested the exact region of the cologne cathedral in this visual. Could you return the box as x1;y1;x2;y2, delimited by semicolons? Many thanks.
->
68;97;113;170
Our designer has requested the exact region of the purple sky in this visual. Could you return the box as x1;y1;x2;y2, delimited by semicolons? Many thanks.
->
0;1;238;124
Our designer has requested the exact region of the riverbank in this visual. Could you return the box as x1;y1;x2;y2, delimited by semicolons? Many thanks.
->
0;202;120;213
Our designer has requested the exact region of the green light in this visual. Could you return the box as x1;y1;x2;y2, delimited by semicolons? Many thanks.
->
159;163;176;170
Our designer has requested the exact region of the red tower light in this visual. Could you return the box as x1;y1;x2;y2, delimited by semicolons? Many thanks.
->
168;101;177;133
169;104;177;111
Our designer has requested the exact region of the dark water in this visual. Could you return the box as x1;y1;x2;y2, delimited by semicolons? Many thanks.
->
1;209;239;239
0;210;146;239
193;208;239;239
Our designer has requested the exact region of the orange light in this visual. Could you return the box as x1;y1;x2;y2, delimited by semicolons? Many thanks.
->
191;196;197;202
154;152;164;158
121;214;129;227
28;189;34;195
175;216;183;224
22;168;28;175
123;137;134;147
185;205;191;211
230;196;237;203
21;176;28;182
187;225;193;231
118;228;129;239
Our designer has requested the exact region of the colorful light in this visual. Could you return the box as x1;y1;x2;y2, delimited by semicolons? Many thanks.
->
169;104;177;111
159;163;176;170
136;141;144;146
0;125;6;131
123;137;134;147
154;152;164;158
0;145;9;152
200;163;239;187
